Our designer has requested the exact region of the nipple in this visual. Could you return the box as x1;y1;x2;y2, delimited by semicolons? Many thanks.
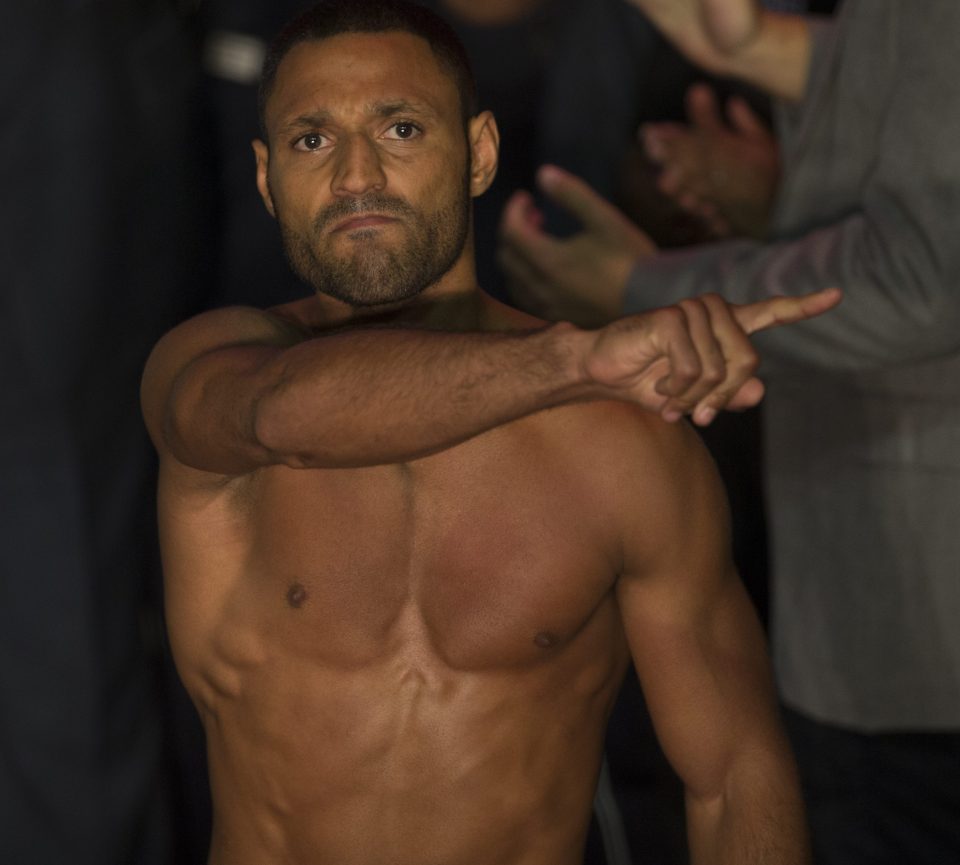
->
534;632;558;649
286;583;308;609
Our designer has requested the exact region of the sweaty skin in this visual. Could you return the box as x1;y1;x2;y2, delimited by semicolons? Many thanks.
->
144;27;814;865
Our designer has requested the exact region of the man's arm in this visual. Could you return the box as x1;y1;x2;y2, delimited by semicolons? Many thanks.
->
623;0;812;101
140;294;838;475
615;420;809;864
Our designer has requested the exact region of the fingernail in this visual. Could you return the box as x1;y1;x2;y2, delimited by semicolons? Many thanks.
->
662;409;682;423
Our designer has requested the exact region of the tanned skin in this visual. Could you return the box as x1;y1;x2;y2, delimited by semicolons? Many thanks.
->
142;30;825;865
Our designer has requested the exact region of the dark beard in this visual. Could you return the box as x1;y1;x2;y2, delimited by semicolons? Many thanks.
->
279;177;470;308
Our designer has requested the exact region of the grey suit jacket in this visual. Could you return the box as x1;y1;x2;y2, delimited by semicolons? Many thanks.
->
624;0;960;730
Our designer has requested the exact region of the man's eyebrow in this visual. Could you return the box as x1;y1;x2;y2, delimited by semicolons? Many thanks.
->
372;99;437;119
276;101;437;136
277;111;332;136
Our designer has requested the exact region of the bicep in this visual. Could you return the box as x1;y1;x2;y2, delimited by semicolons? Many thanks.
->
614;425;789;801
618;564;785;800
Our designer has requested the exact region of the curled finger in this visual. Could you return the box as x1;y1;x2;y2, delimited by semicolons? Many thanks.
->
662;297;728;418
691;293;761;421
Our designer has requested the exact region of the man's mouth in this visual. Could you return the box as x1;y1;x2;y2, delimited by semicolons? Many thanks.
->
332;214;398;233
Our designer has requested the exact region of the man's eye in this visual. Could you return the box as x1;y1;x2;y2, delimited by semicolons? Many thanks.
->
385;122;421;140
294;133;327;151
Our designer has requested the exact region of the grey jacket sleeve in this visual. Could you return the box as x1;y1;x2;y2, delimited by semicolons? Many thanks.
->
622;3;960;374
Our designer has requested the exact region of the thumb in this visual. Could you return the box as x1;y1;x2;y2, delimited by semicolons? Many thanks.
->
726;95;772;141
535;163;631;234
724;376;766;412
500;189;546;241
685;83;724;133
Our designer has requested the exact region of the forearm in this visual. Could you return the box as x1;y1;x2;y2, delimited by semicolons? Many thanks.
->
630;3;813;102
686;754;811;865
250;323;595;469
161;292;823;473
720;11;812;102
623;211;960;374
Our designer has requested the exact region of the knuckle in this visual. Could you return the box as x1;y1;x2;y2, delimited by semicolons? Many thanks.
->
672;358;702;383
701;361;726;387
706;387;736;408
731;346;760;375
659;306;688;328
700;291;725;307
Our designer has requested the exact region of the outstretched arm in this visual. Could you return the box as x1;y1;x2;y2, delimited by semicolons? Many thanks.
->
623;0;812;101
616;422;809;864
140;292;838;475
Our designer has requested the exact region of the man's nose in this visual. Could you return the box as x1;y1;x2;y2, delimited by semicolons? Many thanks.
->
331;134;387;196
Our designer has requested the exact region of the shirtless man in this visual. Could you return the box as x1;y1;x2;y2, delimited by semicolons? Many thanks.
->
141;2;838;863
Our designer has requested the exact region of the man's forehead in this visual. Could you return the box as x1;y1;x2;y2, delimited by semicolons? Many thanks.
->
266;31;459;129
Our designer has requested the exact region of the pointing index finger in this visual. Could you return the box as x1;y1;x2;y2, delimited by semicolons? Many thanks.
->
733;288;842;335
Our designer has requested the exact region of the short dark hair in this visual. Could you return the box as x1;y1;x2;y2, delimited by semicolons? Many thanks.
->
258;0;478;139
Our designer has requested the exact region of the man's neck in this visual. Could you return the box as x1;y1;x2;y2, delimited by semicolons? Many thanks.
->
350;289;490;332
281;277;491;335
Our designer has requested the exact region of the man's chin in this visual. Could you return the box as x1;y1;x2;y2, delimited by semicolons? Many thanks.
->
340;283;425;308
311;262;426;308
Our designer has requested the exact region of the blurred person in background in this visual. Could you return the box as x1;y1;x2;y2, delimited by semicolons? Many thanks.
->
500;1;960;863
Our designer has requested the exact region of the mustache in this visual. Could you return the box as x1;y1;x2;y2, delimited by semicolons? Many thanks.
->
313;194;415;234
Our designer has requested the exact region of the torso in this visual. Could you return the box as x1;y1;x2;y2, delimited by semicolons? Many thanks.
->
159;394;646;865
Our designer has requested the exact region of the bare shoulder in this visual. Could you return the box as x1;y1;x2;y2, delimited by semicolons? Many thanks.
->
140;305;305;449
542;399;715;486
538;400;730;576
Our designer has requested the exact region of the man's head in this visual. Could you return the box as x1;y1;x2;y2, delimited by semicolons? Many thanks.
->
253;0;498;308
258;0;478;138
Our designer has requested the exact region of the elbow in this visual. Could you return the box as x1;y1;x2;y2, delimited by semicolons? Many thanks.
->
871;228;960;358
919;293;960;355
882;280;960;362
162;377;202;460
251;386;333;469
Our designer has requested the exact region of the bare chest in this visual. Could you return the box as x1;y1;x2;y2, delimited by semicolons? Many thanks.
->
167;428;624;672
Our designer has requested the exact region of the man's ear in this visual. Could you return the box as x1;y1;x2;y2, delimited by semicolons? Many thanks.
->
467;111;499;198
252;139;276;217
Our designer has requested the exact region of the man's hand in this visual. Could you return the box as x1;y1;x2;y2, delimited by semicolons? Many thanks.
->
583;288;841;425
498;164;657;327
642;83;781;239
